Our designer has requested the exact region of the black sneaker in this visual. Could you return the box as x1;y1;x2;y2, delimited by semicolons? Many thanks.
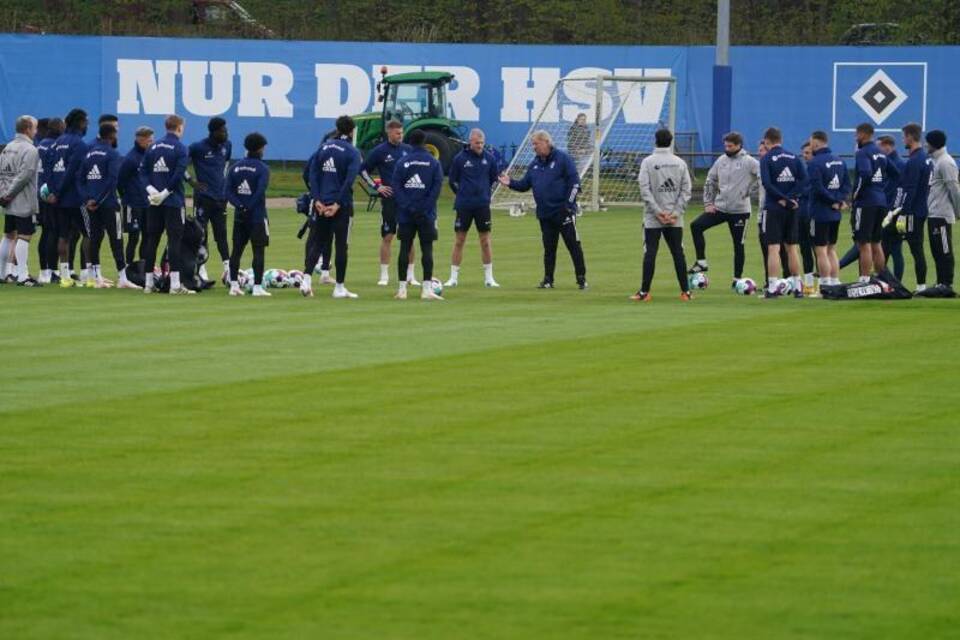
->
50;273;61;284
577;278;589;290
763;290;781;299
1;274;15;284
793;288;804;299
537;279;554;289
688;262;708;274
16;277;42;287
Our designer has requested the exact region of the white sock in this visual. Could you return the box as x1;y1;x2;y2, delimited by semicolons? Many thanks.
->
170;271;181;289
0;237;11;277
41;269;52;279
314;258;323;272
483;263;493;281
223;260;230;273
697;259;708;267
335;282;344;293
118;267;128;284
145;272;155;288
449;264;460;280
320;269;330;280
398;280;407;293
5;261;15;278
15;239;29;281
768;277;780;294
301;274;312;290
379;263;389;280
93;264;102;280
253;284;265;294
804;273;814;287
60;262;71;278
916;283;927;291
198;264;209;280
407;264;416;281
792;276;802;291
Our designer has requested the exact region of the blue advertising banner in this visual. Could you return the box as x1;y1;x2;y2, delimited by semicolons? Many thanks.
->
0;35;958;160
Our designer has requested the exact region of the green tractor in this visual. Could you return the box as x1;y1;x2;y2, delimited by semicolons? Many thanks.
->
352;68;465;172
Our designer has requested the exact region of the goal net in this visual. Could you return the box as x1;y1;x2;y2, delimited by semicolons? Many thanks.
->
491;74;677;213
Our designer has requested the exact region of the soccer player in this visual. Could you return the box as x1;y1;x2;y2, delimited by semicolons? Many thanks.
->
923;129;960;295
896;123;932;292
303;115;361;299
78;122;138;289
877;134;905;281
46;108;89;288
301;146;332;284
140;114;193;295
445;128;500;288
690;131;759;287
226;133;271;297
851;122;888;281
0;115;41;286
392;129;444;300
117;126;154;266
187;117;232;282
759;126;806;298
98;114;119;136
806;130;850;289
498;130;587;289
35;117;64;283
798;141;817;295
359;119;417;286
631;128;692;301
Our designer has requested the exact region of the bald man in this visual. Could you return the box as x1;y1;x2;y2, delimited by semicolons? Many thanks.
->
445;128;500;287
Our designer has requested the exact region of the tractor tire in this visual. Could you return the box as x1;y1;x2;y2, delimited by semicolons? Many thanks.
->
420;130;458;173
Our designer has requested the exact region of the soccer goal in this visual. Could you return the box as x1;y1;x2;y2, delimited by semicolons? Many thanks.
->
491;74;677;213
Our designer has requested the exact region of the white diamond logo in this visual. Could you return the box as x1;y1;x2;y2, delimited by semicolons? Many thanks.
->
851;69;907;126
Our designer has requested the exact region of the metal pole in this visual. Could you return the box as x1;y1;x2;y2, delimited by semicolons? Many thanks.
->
712;0;732;151
716;0;730;65
592;74;602;212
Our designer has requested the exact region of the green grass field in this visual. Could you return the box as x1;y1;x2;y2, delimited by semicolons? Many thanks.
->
2;196;958;639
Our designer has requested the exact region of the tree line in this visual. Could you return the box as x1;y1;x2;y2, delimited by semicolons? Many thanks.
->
4;0;959;45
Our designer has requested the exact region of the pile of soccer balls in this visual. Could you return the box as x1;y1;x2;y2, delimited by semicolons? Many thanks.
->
228;268;307;293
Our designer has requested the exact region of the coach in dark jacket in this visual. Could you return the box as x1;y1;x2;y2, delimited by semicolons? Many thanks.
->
499;130;587;289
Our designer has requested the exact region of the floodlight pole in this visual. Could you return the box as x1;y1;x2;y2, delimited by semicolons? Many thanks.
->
712;0;732;151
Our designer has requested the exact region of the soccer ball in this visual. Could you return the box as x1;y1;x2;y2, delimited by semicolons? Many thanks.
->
688;272;709;290
241;268;255;293
430;278;444;296
778;278;794;296
264;269;288;288
735;278;757;295
286;270;305;288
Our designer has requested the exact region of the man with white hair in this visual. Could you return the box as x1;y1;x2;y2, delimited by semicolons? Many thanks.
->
498;130;587;289
445;128;500;287
0;115;42;286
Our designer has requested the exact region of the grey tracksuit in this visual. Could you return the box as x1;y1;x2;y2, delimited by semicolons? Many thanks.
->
927;147;960;224
703;149;760;214
0;133;40;217
638;147;692;229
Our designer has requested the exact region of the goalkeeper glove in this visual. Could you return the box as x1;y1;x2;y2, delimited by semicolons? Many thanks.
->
882;207;902;228
895;215;908;234
147;188;170;207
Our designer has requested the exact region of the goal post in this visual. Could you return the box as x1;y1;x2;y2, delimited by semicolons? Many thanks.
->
492;74;677;213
